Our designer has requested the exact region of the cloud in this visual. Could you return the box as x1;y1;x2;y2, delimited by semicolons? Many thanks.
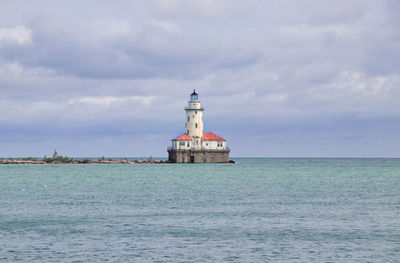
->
0;26;32;45
293;0;368;25
68;95;154;107
0;19;260;80
149;0;260;19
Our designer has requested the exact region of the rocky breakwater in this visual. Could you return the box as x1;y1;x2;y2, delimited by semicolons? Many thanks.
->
0;159;168;164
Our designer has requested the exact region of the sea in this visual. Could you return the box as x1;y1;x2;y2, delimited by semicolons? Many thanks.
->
0;158;399;262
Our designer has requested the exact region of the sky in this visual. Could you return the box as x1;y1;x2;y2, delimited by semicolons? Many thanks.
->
0;0;399;158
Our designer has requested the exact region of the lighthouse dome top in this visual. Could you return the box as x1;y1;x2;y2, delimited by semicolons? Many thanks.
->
190;90;198;101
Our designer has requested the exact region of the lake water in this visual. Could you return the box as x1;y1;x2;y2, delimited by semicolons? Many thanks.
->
1;158;399;262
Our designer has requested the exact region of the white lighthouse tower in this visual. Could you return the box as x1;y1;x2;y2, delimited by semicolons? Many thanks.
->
185;90;203;148
168;90;230;163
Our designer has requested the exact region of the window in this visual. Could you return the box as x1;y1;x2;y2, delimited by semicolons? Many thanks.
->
195;111;197;114
188;117;190;122
195;123;198;128
179;141;185;146
187;130;189;135
188;142;190;147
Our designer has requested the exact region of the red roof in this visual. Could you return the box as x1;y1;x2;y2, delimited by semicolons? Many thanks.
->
202;132;226;141
172;132;226;141
172;133;192;141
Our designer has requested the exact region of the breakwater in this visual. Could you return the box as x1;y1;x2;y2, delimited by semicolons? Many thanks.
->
0;159;168;164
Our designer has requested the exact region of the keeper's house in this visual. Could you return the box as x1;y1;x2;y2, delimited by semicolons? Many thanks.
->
167;91;230;163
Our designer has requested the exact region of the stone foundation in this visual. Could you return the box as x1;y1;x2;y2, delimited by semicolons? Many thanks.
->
167;149;230;163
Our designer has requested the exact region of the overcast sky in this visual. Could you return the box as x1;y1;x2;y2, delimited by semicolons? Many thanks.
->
1;0;399;157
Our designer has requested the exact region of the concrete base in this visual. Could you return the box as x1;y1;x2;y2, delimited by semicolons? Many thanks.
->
167;148;230;163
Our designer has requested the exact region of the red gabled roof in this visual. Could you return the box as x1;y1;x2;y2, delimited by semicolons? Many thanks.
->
172;133;192;141
172;132;226;141
201;132;225;141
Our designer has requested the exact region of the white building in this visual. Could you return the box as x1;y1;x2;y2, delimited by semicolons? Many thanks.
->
168;90;230;163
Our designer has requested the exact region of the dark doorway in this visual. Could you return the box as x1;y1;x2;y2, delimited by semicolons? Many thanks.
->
190;156;195;163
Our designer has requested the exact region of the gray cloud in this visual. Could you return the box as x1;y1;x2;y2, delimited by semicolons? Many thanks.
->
0;19;260;79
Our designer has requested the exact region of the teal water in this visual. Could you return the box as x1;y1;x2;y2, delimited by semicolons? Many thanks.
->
0;158;399;262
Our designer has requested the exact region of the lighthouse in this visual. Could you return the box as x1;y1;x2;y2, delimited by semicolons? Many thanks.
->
168;90;230;163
